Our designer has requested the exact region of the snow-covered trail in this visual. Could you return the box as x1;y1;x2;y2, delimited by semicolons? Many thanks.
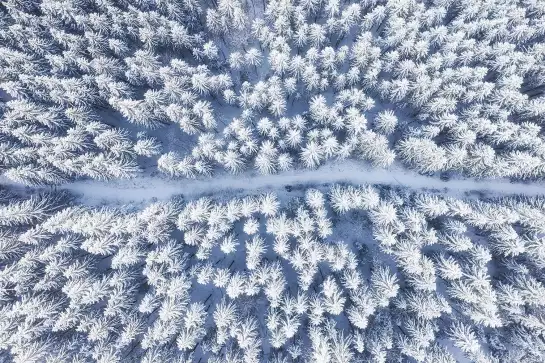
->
49;160;541;204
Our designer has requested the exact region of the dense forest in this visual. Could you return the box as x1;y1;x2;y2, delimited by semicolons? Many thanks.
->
2;0;545;184
1;0;545;361
2;185;545;362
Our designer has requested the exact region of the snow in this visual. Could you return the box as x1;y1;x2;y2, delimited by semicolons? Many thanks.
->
31;160;542;205
3;0;545;361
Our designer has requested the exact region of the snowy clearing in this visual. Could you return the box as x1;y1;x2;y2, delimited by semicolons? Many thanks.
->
44;160;541;204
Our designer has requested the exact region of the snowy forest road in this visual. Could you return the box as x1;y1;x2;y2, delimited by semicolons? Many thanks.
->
43;160;541;204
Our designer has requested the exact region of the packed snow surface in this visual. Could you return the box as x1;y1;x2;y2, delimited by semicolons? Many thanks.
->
50;161;538;204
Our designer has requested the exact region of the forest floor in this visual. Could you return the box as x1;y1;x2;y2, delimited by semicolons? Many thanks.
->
30;160;538;205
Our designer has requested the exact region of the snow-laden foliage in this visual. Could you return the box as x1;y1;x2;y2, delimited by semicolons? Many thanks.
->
3;1;545;362
1;184;545;362
3;0;545;185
